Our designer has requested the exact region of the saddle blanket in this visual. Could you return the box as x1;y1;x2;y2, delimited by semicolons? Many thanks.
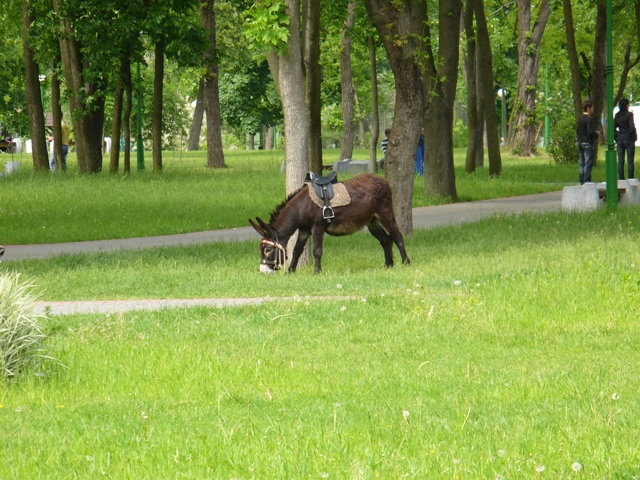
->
306;182;352;208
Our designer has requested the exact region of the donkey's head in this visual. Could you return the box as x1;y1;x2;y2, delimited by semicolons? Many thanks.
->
249;218;286;274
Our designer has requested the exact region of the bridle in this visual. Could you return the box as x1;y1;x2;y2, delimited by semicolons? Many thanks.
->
260;237;287;270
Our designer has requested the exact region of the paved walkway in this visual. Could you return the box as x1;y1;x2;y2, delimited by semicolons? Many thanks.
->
5;190;562;315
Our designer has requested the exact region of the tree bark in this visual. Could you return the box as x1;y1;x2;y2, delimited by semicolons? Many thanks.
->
123;57;133;174
508;0;550;156
474;0;501;176
152;40;164;172
303;0;322;172
187;77;205;151
591;0;606;154
562;0;583;121
202;0;225;168
339;1;357;162
20;0;48;171
365;0;426;234
110;57;127;174
51;67;65;172
368;34;379;173
422;0;463;200
463;0;481;173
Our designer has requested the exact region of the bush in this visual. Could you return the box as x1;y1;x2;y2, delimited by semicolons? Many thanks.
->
548;115;578;164
0;273;51;379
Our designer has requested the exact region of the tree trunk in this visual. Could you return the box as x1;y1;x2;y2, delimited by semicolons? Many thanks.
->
365;0;426;234
152;40;164;172
508;0;550;156
188;77;205;151
474;0;501;176
339;1;357;162
368;34;379;173
51;67;65;172
266;0;310;267
463;0;480;174
110;57;127;174
563;0;583;121
54;0;104;173
423;0;463;200
202;0;225;168
20;0;48;171
354;89;367;149
123;57;133;174
303;0;322;172
591;0;606;153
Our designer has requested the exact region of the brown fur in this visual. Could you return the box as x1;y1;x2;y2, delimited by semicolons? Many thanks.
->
250;173;410;273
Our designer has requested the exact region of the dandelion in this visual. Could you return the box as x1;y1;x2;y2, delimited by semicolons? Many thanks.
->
15;407;22;413
535;465;545;473
571;462;582;472
141;411;148;420
361;297;367;303
612;392;620;400
497;449;506;458
56;405;65;409
402;410;410;420
495;475;504;480
453;280;462;286
336;283;343;289
321;473;329;479
340;306;347;312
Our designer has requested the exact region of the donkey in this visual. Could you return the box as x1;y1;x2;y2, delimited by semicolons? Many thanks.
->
249;173;410;273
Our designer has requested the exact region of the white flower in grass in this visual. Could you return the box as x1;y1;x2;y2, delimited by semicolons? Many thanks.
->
361;297;367;303
495;475;504;480
340;306;347;312
336;283;343;289
497;449;506;458
612;392;620;400
402;410;410;420
321;473;329;479
572;461;582;472
453;279;462;286
535;465;545;473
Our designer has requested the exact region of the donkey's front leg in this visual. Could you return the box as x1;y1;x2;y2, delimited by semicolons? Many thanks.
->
311;226;325;274
288;230;310;272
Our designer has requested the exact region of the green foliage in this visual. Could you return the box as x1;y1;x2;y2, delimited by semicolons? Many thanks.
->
452;118;468;148
244;0;290;55
548;114;578;164
0;273;50;380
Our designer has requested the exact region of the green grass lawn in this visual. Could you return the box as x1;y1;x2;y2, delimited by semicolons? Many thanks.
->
0;148;584;244
2;206;640;478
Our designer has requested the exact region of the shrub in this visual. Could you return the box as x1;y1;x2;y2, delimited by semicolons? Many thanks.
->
0;272;51;379
548;115;578;164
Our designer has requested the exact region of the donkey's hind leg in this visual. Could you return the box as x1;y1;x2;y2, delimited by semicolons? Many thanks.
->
376;211;410;265
367;220;395;267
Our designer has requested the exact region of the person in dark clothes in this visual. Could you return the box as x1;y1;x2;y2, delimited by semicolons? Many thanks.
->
576;100;599;184
614;98;637;180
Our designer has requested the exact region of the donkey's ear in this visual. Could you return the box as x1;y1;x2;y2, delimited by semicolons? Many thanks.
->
249;218;267;237
256;217;276;238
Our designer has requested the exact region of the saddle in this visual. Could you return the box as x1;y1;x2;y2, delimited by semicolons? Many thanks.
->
306;171;338;221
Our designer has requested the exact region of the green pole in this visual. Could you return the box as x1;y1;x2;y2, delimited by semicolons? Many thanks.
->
136;63;145;171
605;0;617;210
544;64;550;148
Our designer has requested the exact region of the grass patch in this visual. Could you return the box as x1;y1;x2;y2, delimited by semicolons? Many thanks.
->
1;148;587;244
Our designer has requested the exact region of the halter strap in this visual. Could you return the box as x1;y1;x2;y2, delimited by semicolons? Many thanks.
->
260;238;287;270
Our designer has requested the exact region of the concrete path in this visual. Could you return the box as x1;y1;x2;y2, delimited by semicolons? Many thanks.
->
3;190;562;262
4;190;562;316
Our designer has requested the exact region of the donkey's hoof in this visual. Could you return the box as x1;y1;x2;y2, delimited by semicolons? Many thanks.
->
403;258;411;265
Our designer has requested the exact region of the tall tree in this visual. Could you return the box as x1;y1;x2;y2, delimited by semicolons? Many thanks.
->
368;33;379;173
20;0;48;171
562;0;583;120
152;39;165;172
364;0;425;234
202;0;225;168
303;0;322;173
339;1;357;162
187;78;205;150
463;0;482;173
508;0;550;156
473;0;501;176
422;0;464;199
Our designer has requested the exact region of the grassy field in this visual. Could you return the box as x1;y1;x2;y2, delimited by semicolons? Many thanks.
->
2;148;638;478
2;205;640;477
0;148;585;244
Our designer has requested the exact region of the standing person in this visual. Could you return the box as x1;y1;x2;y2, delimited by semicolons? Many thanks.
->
415;128;424;176
576;100;598;184
614;98;637;180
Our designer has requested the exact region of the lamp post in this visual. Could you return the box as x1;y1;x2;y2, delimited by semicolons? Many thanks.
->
605;0;617;210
